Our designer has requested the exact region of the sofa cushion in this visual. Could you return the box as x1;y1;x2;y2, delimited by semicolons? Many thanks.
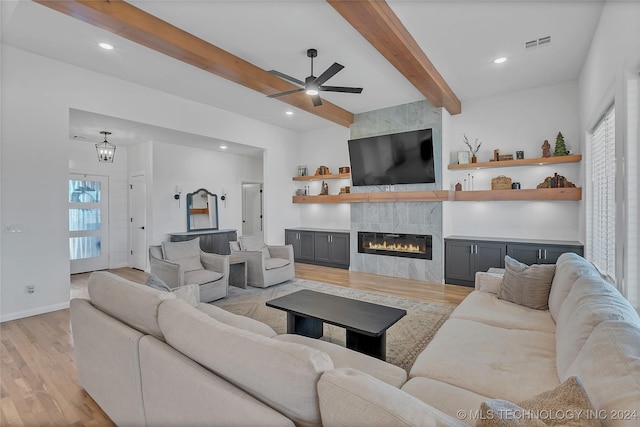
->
238;233;271;259
451;291;556;334
498;256;556;310
265;257;290;270
565;321;640;426
162;238;203;272
274;334;407;388
196;303;277;337
409;318;559;402
88;271;175;340
158;299;333;427
477;376;599;427
555;275;640;378
548;252;599;322
317;368;467;427
184;269;222;285
401;377;488;423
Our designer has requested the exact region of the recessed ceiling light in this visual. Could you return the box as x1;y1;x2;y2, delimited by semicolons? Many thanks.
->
220;145;228;150
99;42;114;50
493;57;508;64
285;111;294;116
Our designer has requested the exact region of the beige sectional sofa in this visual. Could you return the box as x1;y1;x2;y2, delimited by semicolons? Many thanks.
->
73;252;640;426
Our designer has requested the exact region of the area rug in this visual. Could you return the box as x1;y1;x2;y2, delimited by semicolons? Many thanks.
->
212;279;454;371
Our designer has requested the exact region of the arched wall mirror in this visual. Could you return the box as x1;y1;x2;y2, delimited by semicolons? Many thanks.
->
186;188;219;231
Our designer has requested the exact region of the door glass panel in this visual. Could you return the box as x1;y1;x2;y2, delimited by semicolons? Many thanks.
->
69;236;101;260
69;180;101;203
69;208;101;231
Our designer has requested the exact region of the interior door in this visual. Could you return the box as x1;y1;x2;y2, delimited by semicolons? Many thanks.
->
69;174;109;274
130;174;147;270
242;183;263;235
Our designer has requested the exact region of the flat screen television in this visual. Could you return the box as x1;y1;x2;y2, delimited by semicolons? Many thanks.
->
348;128;435;186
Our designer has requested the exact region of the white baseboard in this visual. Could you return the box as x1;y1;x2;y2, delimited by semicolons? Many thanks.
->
0;302;70;323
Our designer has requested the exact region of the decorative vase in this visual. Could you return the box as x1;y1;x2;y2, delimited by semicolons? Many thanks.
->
471;155;477;163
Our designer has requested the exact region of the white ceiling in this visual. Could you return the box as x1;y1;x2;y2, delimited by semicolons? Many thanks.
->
2;0;604;151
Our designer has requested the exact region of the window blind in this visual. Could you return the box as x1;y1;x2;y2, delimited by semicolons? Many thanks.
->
588;107;616;281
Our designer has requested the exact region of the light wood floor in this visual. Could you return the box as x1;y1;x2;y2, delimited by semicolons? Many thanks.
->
1;263;472;426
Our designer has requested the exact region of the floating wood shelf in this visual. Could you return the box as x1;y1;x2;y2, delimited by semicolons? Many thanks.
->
448;154;582;170
292;187;582;203
453;187;582;201
292;172;351;181
293;190;452;204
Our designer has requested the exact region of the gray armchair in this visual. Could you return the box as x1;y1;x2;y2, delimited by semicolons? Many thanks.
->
229;233;294;288
149;237;229;302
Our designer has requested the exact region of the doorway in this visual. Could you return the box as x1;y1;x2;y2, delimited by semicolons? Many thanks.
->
242;183;263;236
69;174;109;274
130;174;147;270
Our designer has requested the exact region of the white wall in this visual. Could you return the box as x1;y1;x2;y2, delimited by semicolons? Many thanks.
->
148;141;263;245
1;46;300;321
69;140;130;269
297;126;352;230
442;81;582;241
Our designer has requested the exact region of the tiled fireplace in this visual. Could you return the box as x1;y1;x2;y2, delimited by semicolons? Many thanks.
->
358;232;432;260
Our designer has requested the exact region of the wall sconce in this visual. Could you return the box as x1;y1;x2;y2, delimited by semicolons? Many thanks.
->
174;185;182;206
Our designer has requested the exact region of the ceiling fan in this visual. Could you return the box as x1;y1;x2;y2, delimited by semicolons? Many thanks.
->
267;49;363;107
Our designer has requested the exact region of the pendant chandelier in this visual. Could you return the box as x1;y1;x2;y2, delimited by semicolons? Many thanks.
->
96;131;116;163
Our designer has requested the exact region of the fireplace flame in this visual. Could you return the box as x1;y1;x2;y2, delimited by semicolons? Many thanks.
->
367;241;424;253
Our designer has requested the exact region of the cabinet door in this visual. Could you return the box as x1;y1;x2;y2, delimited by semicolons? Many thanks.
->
445;240;475;285
299;232;316;261
329;233;350;266
285;230;301;259
540;245;583;264
506;244;541;265
313;232;332;263
475;242;507;272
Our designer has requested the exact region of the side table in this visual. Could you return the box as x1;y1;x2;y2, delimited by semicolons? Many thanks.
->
228;255;248;289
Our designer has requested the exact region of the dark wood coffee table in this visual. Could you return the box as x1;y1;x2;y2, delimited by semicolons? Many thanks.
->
266;289;406;360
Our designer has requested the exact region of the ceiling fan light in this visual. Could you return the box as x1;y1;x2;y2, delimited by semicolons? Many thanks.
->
306;88;319;96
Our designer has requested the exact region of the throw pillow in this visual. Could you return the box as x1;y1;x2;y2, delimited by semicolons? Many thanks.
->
238;233;271;259
146;274;171;292
161;238;204;272
497;256;555;310
477;376;599;427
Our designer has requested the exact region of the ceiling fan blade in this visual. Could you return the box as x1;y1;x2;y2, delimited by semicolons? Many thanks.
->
314;62;344;86
311;95;323;107
320;86;363;94
268;70;305;86
267;88;304;98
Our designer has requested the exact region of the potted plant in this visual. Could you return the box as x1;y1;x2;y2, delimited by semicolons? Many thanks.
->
463;135;482;163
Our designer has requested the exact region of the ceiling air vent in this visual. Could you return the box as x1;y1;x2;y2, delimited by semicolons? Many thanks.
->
525;36;551;50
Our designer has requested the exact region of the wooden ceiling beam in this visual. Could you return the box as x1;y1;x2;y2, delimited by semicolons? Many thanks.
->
327;0;461;115
33;0;355;127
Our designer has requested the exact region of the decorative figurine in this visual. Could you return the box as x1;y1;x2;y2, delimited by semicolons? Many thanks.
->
553;132;569;156
542;140;551;158
319;181;329;195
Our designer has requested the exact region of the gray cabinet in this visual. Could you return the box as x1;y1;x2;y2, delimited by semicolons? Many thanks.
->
285;230;315;262
285;228;350;269
507;243;583;265
445;237;584;287
170;229;237;255
445;239;506;287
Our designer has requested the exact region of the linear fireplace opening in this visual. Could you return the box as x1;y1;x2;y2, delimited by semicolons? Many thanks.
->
358;232;432;260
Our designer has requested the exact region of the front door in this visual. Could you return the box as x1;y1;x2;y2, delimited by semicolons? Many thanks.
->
69;174;109;274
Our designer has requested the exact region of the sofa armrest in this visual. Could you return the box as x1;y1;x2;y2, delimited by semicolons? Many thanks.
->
318;368;466;427
200;252;229;278
150;257;183;288
474;271;504;294
268;244;294;261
